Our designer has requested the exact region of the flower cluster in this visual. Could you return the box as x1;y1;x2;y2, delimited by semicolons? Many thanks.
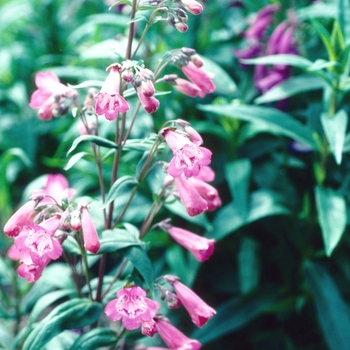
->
29;72;78;120
234;5;298;92
4;174;100;282
105;276;215;349
161;121;221;217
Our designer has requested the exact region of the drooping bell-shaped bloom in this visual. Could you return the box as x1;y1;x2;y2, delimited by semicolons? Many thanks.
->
182;62;215;97
14;217;62;266
29;71;77;120
17;255;47;283
161;224;215;262
4;200;36;237
180;0;203;15
155;318;202;350
174;176;208;216
104;286;159;330
188;177;222;212
136;86;160;113
173;78;202;97
95;64;129;121
163;128;211;178
80;202;100;254
164;276;216;328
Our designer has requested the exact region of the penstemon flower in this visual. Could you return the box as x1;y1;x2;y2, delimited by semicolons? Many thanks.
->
160;223;215;262
155;317;202;350
104;286;159;331
164;275;216;328
163;128;212;178
95;64;130;120
29;71;77;120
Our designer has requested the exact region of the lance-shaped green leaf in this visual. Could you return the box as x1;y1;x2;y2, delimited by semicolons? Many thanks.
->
304;261;350;350
119;246;154;291
199;104;316;149
23;299;102;350
255;75;326;104
296;2;337;20
67;135;118;156
241;54;312;69
208;190;290;241
225;159;251;220
98;229;145;253
315;186;346;256
64;151;91;170
321;110;348;165
70;328;117;350
102;176;138;210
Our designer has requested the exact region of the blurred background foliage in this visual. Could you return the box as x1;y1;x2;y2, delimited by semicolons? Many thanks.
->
2;0;350;349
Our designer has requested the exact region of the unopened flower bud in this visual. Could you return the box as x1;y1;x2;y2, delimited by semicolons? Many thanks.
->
84;88;97;108
54;231;68;244
175;22;188;33
163;74;179;83
190;54;204;68
165;290;182;309
121;69;134;82
173;8;188;22
70;209;81;231
60;209;71;230
181;47;197;56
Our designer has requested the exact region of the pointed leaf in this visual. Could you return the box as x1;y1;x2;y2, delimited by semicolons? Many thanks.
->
67;135;118;156
255;75;326;104
209;190;290;241
315;186;346;256
241;54;312;69
321;110;348;164
225;159;251;220
23;299;102;350
199;104;316;148
119;246;153;291
304;261;350;350
64;151;91;170
98;229;145;253
102;176;138;210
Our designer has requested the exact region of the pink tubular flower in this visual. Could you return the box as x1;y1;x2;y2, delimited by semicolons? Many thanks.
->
174;175;208;216
4;200;36;237
164;276;216;328
29;71;77;120
155;318;201;350
14;217;62;266
162;225;215;262
182;62;215;97
104;286;159;330
141;319;158;337
95;64;129;121
17;256;47;283
163;128;211;178
173;78;202;97
136;86;160;113
79;202;100;254
180;0;203;15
